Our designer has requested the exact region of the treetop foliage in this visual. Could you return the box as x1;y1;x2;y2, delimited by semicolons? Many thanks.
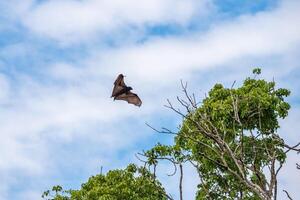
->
42;164;168;200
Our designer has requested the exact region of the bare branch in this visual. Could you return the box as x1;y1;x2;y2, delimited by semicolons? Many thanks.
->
283;190;293;200
164;99;186;118
145;122;177;135
135;153;148;163
231;80;236;89
179;164;183;200
284;142;300;153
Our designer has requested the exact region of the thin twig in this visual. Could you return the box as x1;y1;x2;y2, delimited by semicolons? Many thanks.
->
283;190;293;200
179;164;183;200
284;142;300;153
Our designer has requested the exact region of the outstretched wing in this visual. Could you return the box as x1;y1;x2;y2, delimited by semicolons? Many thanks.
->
114;74;126;86
115;91;142;107
111;74;127;97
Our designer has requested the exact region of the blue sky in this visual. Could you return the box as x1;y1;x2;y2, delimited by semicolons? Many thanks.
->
0;0;300;199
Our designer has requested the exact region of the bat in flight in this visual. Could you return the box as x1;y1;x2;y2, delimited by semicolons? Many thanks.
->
111;74;142;107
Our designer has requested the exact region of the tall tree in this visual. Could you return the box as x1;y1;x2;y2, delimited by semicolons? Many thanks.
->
142;68;299;200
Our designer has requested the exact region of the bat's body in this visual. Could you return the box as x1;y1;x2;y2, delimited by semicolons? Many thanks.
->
111;74;142;107
113;86;132;99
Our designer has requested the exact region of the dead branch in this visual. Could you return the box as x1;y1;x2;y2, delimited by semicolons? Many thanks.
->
283;190;293;200
179;164;183;200
284;142;300;153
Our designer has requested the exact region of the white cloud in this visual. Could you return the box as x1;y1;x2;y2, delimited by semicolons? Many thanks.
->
87;0;300;85
18;0;214;43
0;74;10;103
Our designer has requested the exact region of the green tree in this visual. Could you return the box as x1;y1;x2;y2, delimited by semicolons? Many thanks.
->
42;164;170;200
142;69;299;200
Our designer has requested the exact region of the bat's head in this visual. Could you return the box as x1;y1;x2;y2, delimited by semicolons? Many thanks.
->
127;86;133;90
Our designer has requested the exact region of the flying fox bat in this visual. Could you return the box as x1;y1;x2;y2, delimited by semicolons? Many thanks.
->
111;74;142;107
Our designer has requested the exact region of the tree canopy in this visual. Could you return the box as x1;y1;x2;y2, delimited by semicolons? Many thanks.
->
174;68;290;199
42;164;168;200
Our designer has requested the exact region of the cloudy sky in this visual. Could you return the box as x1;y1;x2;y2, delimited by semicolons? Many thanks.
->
0;0;300;199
